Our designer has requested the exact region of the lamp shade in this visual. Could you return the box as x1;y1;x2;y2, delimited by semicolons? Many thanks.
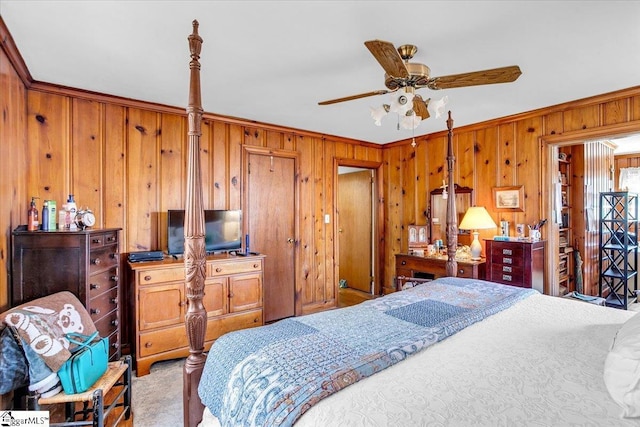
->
459;206;497;231
459;206;496;260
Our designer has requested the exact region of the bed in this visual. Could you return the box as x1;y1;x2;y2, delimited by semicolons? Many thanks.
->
180;22;640;426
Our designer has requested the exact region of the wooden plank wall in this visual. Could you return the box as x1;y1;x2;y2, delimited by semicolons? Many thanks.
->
3;20;640;309
9;86;382;313
0;46;28;312
382;91;640;290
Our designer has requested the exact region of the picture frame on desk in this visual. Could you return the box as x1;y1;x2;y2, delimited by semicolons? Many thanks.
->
493;185;525;212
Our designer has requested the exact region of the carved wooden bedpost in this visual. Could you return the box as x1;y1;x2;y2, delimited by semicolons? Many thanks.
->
183;20;207;427
445;111;458;277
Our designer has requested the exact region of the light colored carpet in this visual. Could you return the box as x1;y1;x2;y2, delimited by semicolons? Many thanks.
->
132;358;184;427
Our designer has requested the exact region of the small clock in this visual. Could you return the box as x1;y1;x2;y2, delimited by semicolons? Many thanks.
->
75;209;96;229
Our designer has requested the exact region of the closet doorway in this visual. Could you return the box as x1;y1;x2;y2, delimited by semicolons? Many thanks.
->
245;148;298;322
336;159;384;304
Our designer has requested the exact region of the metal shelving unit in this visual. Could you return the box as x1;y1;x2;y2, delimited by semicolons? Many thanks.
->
598;191;639;309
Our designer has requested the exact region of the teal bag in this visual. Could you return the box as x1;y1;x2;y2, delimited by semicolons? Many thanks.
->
57;331;108;394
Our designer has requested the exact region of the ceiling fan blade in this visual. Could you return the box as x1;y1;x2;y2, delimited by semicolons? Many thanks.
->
364;40;409;79
318;90;392;105
425;65;522;90
413;95;430;120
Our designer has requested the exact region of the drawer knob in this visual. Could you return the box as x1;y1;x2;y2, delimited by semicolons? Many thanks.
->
111;319;119;327
502;266;512;273
111;275;119;282
254;318;259;323
502;274;512;282
111;342;119;349
458;269;465;274
109;253;118;259
144;275;152;281
502;249;513;255
90;308;101;315
110;297;118;304
401;261;406;265
90;284;100;290
107;236;116;242
92;238;102;244
216;267;222;273
253;264;259;269
145;342;152;348
91;258;101;265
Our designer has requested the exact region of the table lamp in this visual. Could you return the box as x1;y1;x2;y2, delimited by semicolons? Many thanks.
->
459;206;497;260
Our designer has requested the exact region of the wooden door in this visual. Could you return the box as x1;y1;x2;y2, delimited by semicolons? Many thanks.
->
338;170;373;293
247;153;296;322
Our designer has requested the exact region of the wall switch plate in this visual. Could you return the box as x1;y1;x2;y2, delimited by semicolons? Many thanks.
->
324;214;330;224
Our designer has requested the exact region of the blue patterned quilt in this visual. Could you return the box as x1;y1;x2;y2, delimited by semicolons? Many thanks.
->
199;277;537;426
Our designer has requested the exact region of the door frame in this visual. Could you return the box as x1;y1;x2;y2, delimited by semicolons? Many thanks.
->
242;145;300;315
334;157;384;296
541;121;640;296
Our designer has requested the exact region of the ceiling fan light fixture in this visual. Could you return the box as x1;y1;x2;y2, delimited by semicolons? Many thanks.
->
400;112;421;130
428;95;449;118
370;104;390;126
389;88;415;115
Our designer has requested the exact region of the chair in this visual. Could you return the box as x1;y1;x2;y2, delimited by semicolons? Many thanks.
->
26;356;132;427
1;291;132;426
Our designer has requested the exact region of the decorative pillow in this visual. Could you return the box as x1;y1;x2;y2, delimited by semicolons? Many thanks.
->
2;291;96;372
604;312;640;418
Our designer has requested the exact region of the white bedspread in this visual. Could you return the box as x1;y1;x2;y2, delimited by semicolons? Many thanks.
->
202;293;637;426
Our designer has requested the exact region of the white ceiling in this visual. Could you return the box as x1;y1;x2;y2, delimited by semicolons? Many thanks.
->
2;1;640;145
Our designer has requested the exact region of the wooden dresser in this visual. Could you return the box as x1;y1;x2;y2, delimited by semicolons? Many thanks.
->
395;253;485;291
11;226;122;360
128;253;265;376
485;239;545;292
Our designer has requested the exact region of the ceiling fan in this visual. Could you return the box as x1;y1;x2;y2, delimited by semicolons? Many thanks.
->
319;39;522;124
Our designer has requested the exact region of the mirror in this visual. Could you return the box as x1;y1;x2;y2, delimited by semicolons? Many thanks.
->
429;185;473;246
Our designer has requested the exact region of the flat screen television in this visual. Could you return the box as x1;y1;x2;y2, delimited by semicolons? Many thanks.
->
167;209;242;255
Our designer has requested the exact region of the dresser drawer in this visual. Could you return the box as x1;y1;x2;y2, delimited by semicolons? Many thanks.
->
490;264;526;286
89;286;119;322
208;259;262;277
89;266;119;298
94;308;119;338
491;254;525;268
89;248;119;273
456;265;476;278
139;323;188;357
489;242;524;259
89;231;118;248
137;266;184;285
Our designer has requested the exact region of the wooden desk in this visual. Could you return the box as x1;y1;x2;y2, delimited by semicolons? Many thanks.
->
395;253;486;291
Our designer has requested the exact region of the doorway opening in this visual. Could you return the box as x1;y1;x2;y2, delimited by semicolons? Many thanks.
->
335;159;384;307
542;126;640;297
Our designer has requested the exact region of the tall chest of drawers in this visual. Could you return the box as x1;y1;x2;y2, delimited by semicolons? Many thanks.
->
485;239;545;292
11;226;122;360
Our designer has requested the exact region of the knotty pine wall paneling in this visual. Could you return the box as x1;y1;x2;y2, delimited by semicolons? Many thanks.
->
126;108;160;252
27;92;70;213
158;113;186;250
103;104;126;238
228;124;243;210
71;99;103;215
0;47;28;311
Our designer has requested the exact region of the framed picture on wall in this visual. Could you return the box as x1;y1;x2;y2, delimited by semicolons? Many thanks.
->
408;225;428;248
493;186;525;212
